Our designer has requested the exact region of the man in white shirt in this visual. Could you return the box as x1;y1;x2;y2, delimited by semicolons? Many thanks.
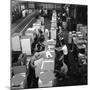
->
55;39;70;70
55;39;68;55
39;16;44;25
62;44;68;55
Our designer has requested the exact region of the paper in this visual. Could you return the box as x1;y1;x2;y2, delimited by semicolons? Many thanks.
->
46;51;53;58
27;27;35;31
12;36;21;51
41;60;54;71
25;31;34;42
21;38;31;55
35;58;43;77
48;45;55;51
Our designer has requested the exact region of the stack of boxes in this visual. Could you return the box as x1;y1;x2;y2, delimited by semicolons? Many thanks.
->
11;11;58;88
69;24;87;65
11;12;46;88
25;27;36;43
51;10;57;39
19;18;43;56
68;32;72;44
44;29;49;40
76;24;83;31
35;39;56;87
34;52;55;87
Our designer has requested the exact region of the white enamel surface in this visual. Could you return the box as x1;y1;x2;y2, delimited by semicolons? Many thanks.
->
21;38;31;55
12;36;21;51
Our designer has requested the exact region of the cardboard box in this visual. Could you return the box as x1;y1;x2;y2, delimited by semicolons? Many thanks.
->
20;36;32;55
12;33;21;51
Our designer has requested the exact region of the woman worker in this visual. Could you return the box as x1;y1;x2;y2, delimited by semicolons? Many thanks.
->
55;38;70;70
27;52;42;88
54;50;68;81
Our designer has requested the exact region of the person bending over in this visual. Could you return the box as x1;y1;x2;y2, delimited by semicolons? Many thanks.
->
55;39;70;70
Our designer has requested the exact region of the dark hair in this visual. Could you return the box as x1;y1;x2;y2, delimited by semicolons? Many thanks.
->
61;39;65;45
58;60;63;67
39;29;43;34
39;13;43;17
36;15;39;19
39;35;45;43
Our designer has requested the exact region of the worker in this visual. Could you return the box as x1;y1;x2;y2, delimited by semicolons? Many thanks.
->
54;52;68;80
22;9;26;18
55;39;70;70
39;14;44;25
44;9;47;16
35;31;45;52
27;52;41;88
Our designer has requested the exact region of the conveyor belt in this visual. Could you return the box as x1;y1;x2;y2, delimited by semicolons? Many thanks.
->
11;11;39;35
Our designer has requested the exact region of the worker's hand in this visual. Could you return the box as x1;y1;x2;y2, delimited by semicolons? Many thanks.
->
31;63;37;68
59;55;64;61
55;48;59;51
34;65;37;68
35;52;42;59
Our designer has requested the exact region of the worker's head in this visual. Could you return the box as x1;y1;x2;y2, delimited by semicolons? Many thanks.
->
39;29;43;34
36;15;39;19
58;59;63;67
61;38;65;46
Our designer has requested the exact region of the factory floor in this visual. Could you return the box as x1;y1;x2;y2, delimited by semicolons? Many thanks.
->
26;16;87;89
11;15;87;89
45;16;87;87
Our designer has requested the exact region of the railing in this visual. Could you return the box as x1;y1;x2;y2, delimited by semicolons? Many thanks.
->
11;10;39;35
